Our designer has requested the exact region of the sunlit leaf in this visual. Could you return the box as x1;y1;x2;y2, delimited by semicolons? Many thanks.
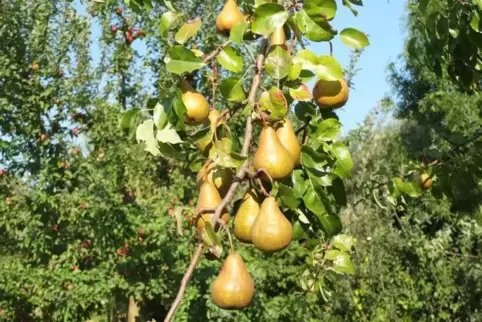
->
165;46;206;74
217;46;243;73
340;28;370;49
174;18;202;44
156;123;184;144
252;3;289;36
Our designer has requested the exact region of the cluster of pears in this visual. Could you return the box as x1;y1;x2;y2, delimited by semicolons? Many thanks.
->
209;120;298;309
210;190;293;309
253;118;301;181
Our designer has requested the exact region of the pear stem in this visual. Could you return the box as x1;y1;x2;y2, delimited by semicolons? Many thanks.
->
221;222;236;254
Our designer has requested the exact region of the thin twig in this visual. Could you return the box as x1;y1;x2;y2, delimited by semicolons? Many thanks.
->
163;244;204;322
202;40;232;63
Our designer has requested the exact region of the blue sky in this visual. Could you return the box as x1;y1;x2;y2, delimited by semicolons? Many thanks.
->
309;1;408;133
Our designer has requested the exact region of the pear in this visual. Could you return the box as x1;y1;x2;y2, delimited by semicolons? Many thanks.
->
211;252;255;309
253;126;295;181
312;78;349;110
251;197;292;252
420;173;433;190
276;118;301;164
195;182;230;230
179;79;209;125
216;0;246;35
269;27;287;51
233;188;261;243
197;163;234;197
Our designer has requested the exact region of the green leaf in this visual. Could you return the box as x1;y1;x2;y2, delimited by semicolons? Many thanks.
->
340;28;369;49
277;184;301;210
392;177;421;198
317;55;344;81
265;46;291;79
325;250;355;274
292;170;307;198
295;9;336;42
201;222;223;258
153;102;169;129
288;61;302;80
252;3;289;36
471;11;482;33
295;101;317;122
220;77;246;102
217;47;243;73
156;123;184;144
303;190;341;236
313;118;341;141
174;18;202;44
332;234;356;252
304;0;337;20
342;0;359;16
230;21;249;45
258;88;288;120
288;84;312;101
330;141;353;178
476;0;482;10
160;11;181;38
209;139;246;168
165;46;206;74
136;120;160;156
119;108;141;130
303;189;327;218
173;207;184;236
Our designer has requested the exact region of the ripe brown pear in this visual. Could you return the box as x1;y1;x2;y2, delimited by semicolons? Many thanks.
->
197;163;234;197
233;188;260;243
195;182;230;230
216;0;246;35
276;118;301;164
251;197;292;252
211;252;255;309
179;79;209;125
420;173;433;190
253;126;295;180
312;78;349;109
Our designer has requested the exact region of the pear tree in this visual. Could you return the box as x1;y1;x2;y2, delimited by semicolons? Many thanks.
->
119;0;370;319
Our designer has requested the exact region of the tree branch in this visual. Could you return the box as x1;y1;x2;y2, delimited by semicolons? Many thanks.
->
163;244;204;322
203;40;232;63
163;38;269;322
210;38;269;224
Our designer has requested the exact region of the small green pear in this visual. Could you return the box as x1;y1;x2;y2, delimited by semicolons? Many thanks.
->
211;252;255;309
233;188;261;243
251;196;292;252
